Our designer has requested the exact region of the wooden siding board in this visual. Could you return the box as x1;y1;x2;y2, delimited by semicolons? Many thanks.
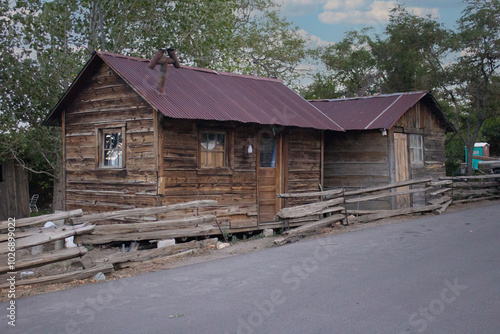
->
63;62;157;214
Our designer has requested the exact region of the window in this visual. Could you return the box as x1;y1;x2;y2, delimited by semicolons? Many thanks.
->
199;131;226;168
260;132;276;167
409;134;423;164
98;128;124;168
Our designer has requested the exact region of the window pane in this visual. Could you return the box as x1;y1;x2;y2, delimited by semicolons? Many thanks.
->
409;134;423;163
207;133;216;150
207;151;216;167
201;133;208;150
260;134;276;168
102;130;123;167
216;152;224;167
216;133;225;152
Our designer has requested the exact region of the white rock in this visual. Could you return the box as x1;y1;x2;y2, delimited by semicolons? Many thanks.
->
216;242;230;250
157;239;176;248
263;229;274;237
94;272;106;281
20;271;34;279
65;236;77;248
43;221;57;228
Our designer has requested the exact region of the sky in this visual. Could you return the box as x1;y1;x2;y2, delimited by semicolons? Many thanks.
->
277;0;467;46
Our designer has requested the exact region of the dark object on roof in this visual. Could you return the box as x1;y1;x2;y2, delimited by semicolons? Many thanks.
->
44;52;344;132
310;91;454;132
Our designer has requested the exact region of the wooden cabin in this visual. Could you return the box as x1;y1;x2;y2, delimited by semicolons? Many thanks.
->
43;51;344;231
0;158;29;220
310;92;454;209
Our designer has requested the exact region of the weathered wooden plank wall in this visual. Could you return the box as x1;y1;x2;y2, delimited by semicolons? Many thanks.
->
324;130;391;210
285;128;323;207
394;101;446;206
159;118;258;229
64;61;158;212
0;159;29;220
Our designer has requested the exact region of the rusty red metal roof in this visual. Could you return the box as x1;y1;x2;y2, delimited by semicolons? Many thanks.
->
310;91;453;131
44;52;343;131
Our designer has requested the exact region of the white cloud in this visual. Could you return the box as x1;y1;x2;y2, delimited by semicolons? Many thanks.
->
318;1;440;25
324;0;366;11
277;0;325;16
297;29;334;48
407;6;440;18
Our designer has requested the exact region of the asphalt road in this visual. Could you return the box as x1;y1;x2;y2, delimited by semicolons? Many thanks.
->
2;203;500;334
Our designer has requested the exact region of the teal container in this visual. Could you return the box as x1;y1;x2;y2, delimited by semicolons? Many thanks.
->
465;145;485;170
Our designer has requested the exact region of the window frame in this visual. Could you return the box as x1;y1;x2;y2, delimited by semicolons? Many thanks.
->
409;134;424;165
197;128;233;173
96;124;126;169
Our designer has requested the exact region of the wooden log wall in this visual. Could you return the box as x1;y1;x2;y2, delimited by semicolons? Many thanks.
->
159;119;258;229
158;120;323;230
394;101;447;207
324;130;391;210
285;128;323;207
64;60;158;213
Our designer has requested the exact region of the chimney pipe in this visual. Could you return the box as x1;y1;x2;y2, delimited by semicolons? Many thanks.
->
148;48;181;94
148;49;166;69
167;49;181;68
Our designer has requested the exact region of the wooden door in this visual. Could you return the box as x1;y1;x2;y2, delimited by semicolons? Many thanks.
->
394;133;410;208
257;131;283;223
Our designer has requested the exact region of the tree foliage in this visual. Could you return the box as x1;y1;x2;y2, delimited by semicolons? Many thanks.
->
304;0;500;175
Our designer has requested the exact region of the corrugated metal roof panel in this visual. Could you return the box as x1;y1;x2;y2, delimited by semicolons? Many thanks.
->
98;52;344;131
310;91;430;130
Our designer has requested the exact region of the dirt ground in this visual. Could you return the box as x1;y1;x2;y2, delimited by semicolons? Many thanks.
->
2;199;498;301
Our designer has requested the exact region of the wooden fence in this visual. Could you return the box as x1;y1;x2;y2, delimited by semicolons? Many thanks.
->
0;200;221;288
274;175;500;242
1;176;498;287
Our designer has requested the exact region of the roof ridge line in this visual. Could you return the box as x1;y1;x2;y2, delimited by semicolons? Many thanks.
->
364;94;403;129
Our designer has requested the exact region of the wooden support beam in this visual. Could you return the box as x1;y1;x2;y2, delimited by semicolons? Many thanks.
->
0;247;88;274
345;210;388;215
427;195;452;205
0;224;94;255
0;264;114;288
427;180;453;186
96;238;218;265
440;175;500;180
274;197;344;220
435;200;453;215
115;249;202;270
428;187;452;197
0;209;83;230
345;187;430;204
344;177;433;196
75;224;221;244
349;205;442;224
277;188;343;199
73;200;218;224
92;215;216;235
452;195;500;204
276;213;345;244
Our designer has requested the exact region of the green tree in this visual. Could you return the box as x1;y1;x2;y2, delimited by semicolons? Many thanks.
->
443;0;500;174
306;1;499;175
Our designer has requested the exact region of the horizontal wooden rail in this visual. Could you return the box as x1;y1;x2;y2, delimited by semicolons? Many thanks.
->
0;209;83;230
73;200;218;224
345;187;430;204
